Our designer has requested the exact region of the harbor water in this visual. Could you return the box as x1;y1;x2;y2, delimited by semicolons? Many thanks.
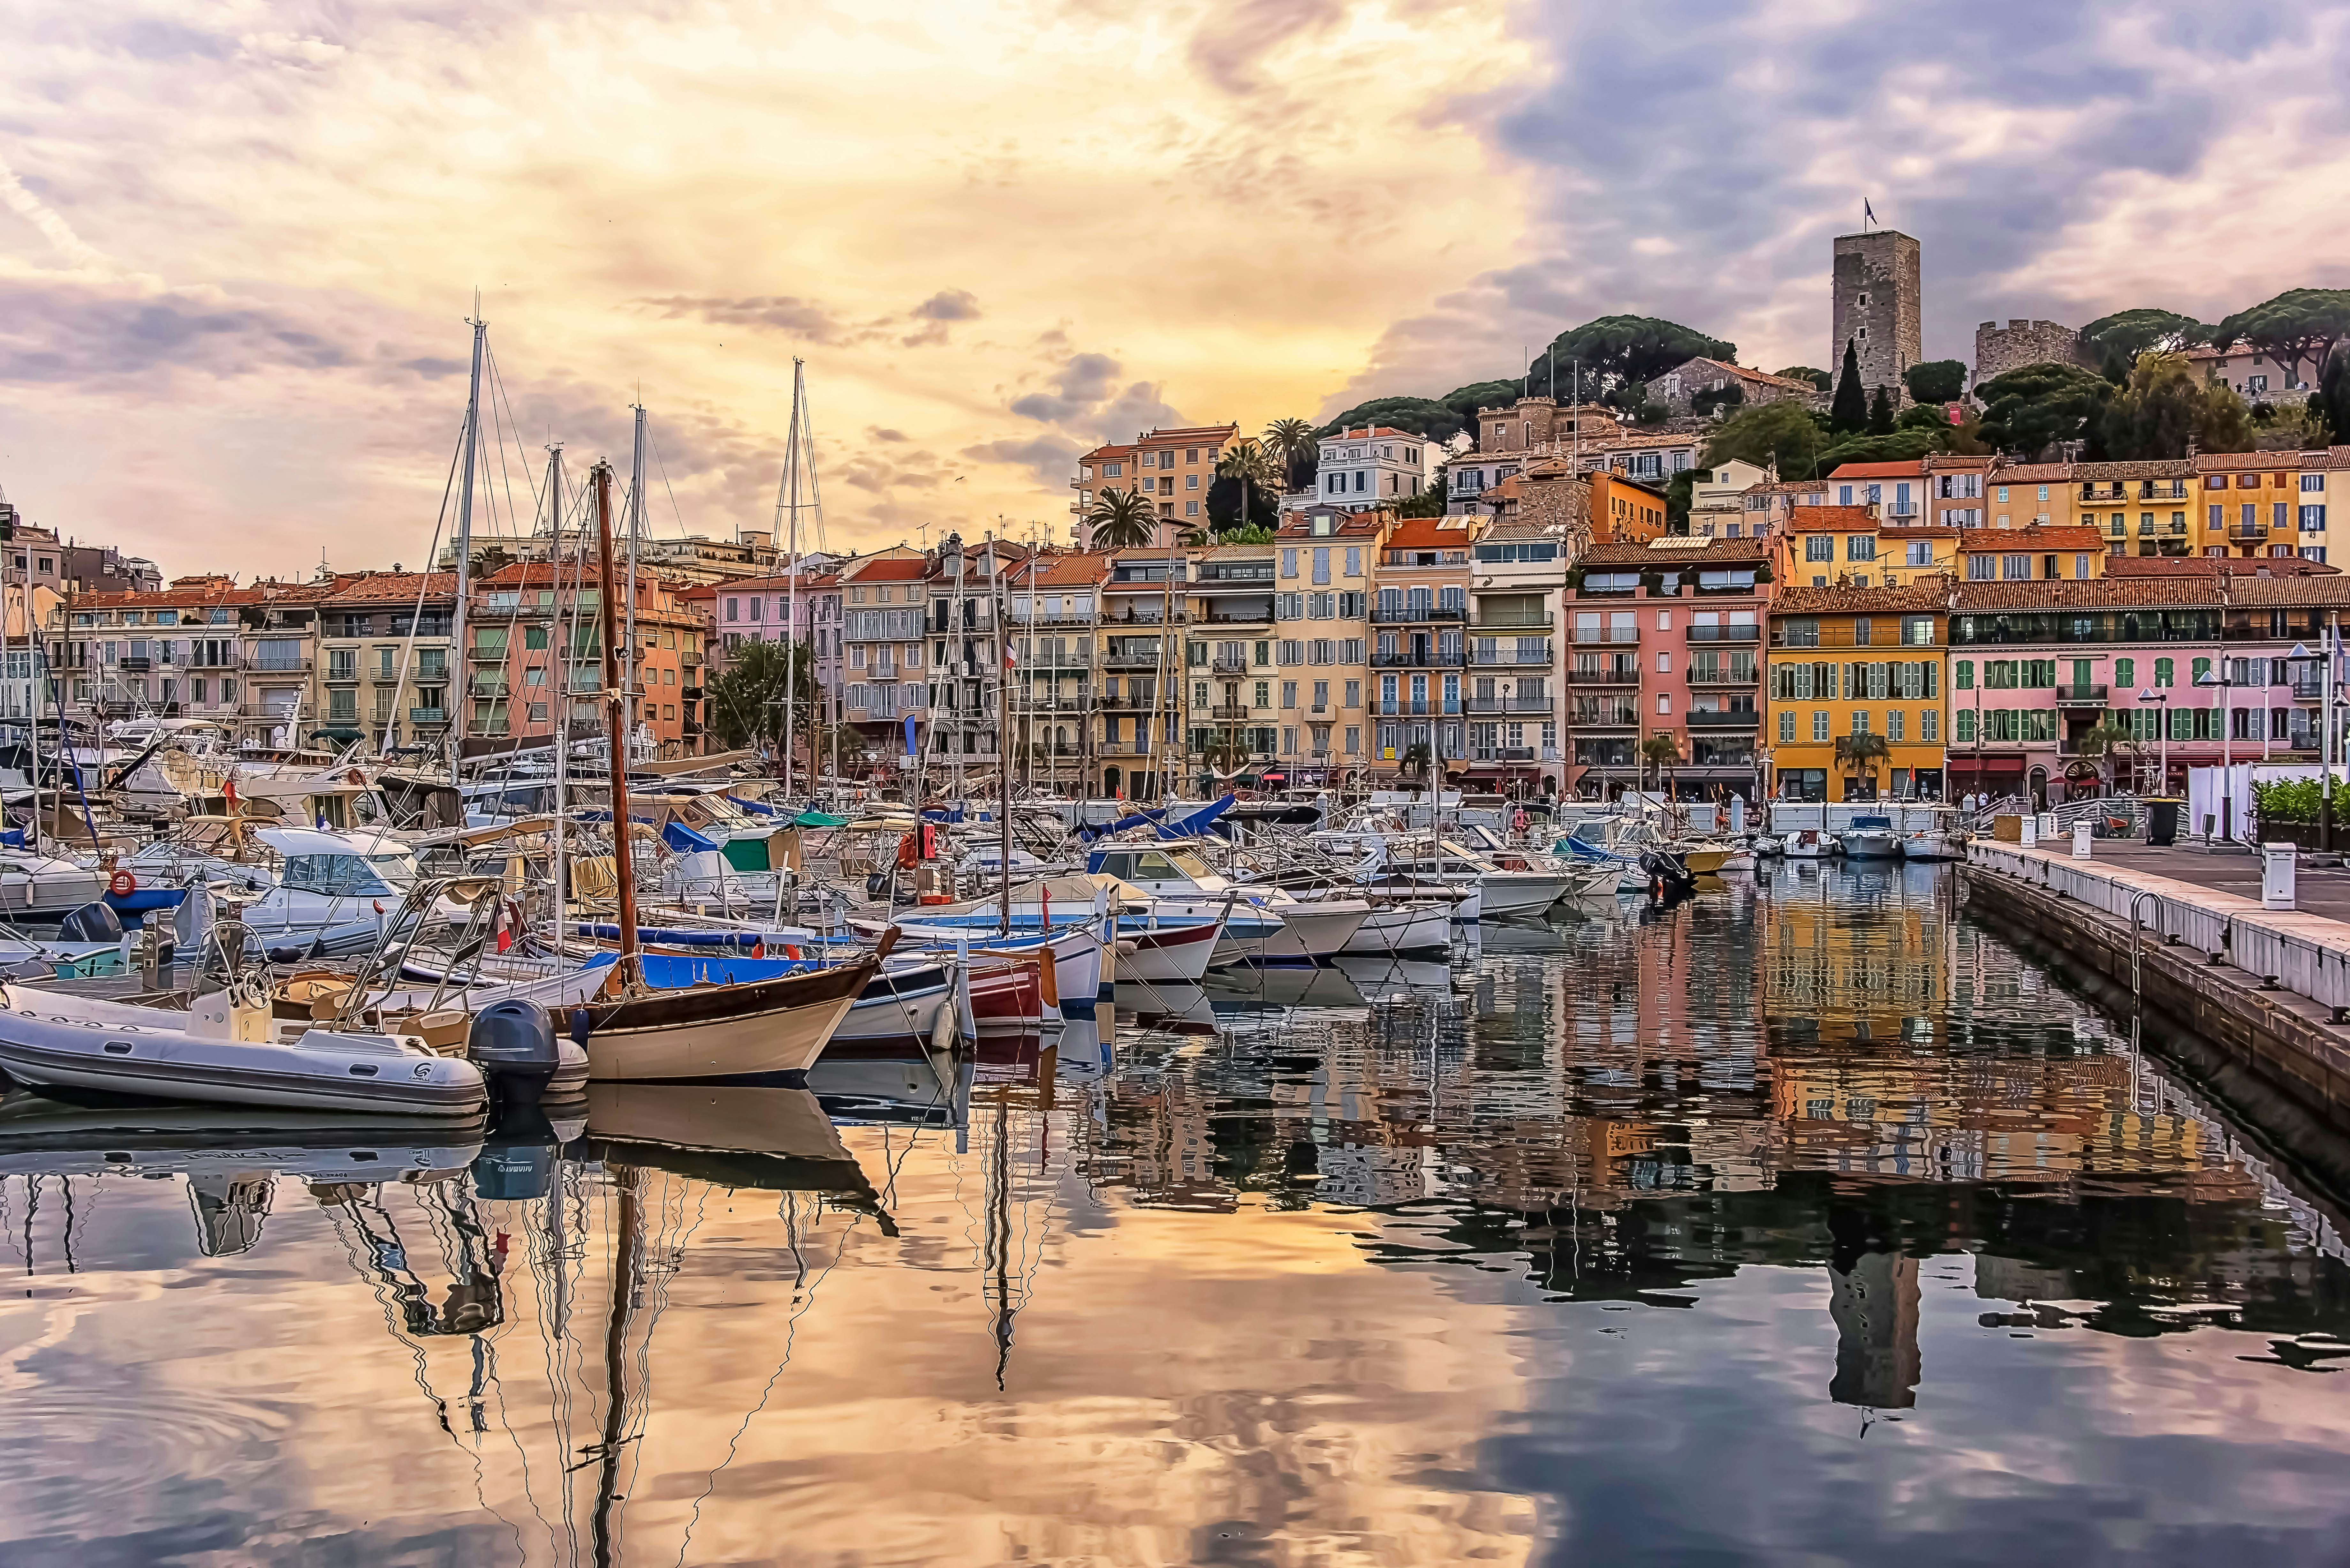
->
3;862;2347;1566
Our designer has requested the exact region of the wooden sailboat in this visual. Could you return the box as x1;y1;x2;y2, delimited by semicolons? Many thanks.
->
565;461;885;1082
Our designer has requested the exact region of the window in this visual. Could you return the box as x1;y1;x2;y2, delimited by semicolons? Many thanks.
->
1967;554;1996;580
1906;541;1932;567
1344;547;1361;577
1955;708;1975;743
1886;709;1905;741
2002;554;2031;580
1812;710;1830;741
1186;474;1199;490
1281;681;1298;708
725;597;739;622
1185;501;1199;517
1805;536;1833;562
2115;658;2135;688
2155;657;2173;688
2302;505;2328;532
1921;710;1937;742
1847;536;1875;562
1656;693;1670;715
1779;710;1795;742
1282;549;1298;578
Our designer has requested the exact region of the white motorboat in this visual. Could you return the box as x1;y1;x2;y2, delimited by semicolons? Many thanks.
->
1835;816;1903;859
1079;847;1370;965
0;849;108;925
1780;828;1830;860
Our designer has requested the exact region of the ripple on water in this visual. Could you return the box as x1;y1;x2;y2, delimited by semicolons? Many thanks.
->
0;1383;290;1511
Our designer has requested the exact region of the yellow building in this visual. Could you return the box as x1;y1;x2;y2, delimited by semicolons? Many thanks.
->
1766;582;1951;802
1774;504;1960;591
2060;460;2198;555
1953;526;2109;584
2195;451;2311;560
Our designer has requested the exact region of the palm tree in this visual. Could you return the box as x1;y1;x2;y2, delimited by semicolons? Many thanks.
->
1832;731;1891;798
1085;486;1157;551
2073;718;2134;794
1216;439;1279;534
1263;418;1316;488
1639;733;1681;794
1178;523;1213;547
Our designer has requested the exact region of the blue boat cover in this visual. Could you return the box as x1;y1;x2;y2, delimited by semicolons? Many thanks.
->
661;820;720;852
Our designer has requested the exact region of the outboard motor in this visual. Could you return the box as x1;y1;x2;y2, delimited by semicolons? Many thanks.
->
56;901;123;945
467;999;559;1109
1639;848;1697;899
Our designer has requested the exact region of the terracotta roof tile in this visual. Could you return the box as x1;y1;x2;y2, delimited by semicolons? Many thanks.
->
1953;526;2108;552
845;557;929;583
1381;517;1473;551
1825;460;1929;479
1987;463;2073;482
2195;451;2316;472
1953;578;2218;611
2070;459;2195;481
1770;580;1954;615
2225;576;2350;608
1785;505;1892;533
2100;555;2339;577
322;571;459;606
1579;538;1769;568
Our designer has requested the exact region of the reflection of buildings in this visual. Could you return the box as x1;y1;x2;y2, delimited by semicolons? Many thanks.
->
1828;1250;1920;1410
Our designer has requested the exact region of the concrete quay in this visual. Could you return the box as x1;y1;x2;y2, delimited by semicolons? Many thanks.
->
1961;840;2350;1138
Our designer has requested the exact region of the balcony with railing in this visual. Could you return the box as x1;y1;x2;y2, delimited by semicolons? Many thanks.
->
1102;646;1166;669
410;707;449;726
1571;707;1640;729
1570;626;1640;645
1568;663;1640;685
1208;704;1256;720
1209;654;1252;674
2229;522;2270;544
1687;663;1759;686
1470;610;1553;630
2080;483;2128;502
2054;683;2110;708
1686;709;1760;729
1197;604;1275;627
1009;606;1100;623
1686;623;1760;643
1371;604;1467;625
245;652;313;674
2138;480;2190;499
1371;648;1459;669
1194;564;1275;587
1465;695;1553;714
1469;643;1553;666
1374;699;1447;717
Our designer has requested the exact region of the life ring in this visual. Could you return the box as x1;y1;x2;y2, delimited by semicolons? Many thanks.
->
108;871;137;898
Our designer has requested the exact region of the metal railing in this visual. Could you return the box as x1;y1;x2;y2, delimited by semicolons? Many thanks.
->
2055;683;2110;706
1568;665;1640;684
1686;624;1760;643
1471;612;1552;629
1687;665;1758;685
1570;627;1640;644
1686;709;1761;728
1469;646;1553;666
1371;606;1466;624
1464;695;1553;713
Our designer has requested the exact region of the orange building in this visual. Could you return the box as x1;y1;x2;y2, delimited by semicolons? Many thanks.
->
464;562;701;756
1585;471;1670;544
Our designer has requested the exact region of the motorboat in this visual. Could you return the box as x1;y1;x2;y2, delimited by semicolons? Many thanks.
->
0;917;488;1117
1314;832;1571;919
1836;816;1903;860
1780;828;1830;860
1079;846;1370;966
0;848;110;925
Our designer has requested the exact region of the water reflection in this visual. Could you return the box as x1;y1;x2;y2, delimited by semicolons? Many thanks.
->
0;864;2347;1565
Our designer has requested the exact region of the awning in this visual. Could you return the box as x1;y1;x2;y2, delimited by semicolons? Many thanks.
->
308;727;365;742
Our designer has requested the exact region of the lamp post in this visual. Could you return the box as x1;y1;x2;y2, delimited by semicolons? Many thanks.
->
2196;666;2236;841
2138;687;2168;795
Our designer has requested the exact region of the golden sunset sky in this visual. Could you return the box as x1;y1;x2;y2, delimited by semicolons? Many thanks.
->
4;0;2347;576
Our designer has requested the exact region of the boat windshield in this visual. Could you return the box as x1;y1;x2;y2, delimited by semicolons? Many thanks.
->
1163;847;1216;880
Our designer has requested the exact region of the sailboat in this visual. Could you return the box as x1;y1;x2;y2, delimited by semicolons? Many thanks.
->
558;461;882;1082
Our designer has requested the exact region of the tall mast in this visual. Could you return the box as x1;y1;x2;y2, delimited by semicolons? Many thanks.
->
449;307;486;760
950;541;968;805
593;463;640;975
547;445;570;957
777;359;806;800
625;404;645;766
997;568;1014;933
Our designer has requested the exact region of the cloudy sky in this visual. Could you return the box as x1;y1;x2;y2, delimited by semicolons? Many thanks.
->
4;0;2348;578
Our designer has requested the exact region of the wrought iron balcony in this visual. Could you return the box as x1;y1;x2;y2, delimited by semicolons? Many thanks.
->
1570;627;1640;645
1686;709;1761;728
1686;624;1760;643
2054;683;2110;707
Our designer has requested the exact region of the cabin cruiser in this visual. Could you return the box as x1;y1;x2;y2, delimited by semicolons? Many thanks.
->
1836;815;1903;859
1314;833;1573;918
1080;843;1370;965
0;848;110;925
1448;824;1621;899
1898;809;1967;862
126;825;443;958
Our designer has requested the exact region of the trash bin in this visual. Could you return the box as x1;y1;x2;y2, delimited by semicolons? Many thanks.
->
2147;798;2180;847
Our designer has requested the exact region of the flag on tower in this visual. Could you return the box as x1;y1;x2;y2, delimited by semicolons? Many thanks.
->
1864;198;1877;227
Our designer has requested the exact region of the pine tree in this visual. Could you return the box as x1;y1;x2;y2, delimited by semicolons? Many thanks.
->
1830;338;1868;434
1867;386;1895;435
2321;346;2350;444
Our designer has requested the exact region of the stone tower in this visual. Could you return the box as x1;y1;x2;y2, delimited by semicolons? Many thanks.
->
1831;230;1922;402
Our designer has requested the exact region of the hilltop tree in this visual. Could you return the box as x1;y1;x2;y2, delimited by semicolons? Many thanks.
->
2217;288;2350;392
2320;348;2350;443
1313;396;1465;444
1975;361;2113;459
2079;308;2213;376
1902;359;1969;404
2101;351;2255;460
1440;379;1524;420
1541;315;1736;402
1829;339;1868;434
1867;386;1896;435
1700;400;1827;480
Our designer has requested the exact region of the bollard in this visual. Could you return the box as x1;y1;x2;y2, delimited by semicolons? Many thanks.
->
2020;814;2038;848
2262;843;2297;911
2071;821;2093;860
2036;811;2058;841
